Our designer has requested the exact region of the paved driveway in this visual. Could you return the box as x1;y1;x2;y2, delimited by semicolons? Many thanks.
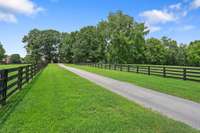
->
59;64;200;130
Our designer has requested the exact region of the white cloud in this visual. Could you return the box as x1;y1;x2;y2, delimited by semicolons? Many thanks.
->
140;10;176;24
169;3;182;10
0;0;43;15
149;26;161;33
191;0;200;9
0;11;17;23
182;25;195;31
0;0;43;23
181;11;188;17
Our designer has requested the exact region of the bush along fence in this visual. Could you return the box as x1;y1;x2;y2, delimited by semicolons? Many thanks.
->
0;64;46;106
81;64;200;82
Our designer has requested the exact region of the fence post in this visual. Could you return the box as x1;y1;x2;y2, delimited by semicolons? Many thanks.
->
183;68;187;80
0;70;8;106
34;65;36;76
109;64;111;70
148;66;150;75
137;66;139;73
36;64;39;73
120;64;122;71
34;65;37;75
163;67;166;77
31;65;33;79
114;64;116;70
18;67;23;89
127;65;130;72
26;66;29;83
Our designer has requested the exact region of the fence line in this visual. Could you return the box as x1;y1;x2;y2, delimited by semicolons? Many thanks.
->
0;64;46;106
81;63;200;82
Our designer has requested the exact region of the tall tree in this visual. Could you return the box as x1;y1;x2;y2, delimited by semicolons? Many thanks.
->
0;42;5;62
145;38;166;64
72;26;101;63
176;44;187;66
40;30;61;63
23;29;61;63
96;21;109;63
10;54;21;64
23;54;34;64
22;11;200;66
104;11;148;63
22;29;43;64
161;37;179;65
187;40;200;66
59;32;74;63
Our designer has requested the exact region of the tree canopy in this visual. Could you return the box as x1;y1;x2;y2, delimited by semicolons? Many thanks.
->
22;11;200;66
10;54;21;64
23;29;61;63
0;42;5;62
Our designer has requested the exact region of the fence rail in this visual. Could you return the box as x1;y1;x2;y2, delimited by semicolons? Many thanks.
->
0;64;46;106
82;63;200;82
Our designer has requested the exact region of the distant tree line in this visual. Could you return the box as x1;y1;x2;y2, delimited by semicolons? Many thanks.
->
0;42;22;64
22;11;200;66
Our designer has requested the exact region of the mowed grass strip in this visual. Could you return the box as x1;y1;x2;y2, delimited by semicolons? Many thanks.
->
68;64;200;103
0;64;199;133
0;64;27;69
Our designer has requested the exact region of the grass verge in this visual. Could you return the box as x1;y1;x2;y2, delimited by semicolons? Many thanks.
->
68;64;200;103
0;64;27;70
0;64;199;133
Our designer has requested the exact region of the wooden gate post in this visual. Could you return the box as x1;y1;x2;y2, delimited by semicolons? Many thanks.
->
120;65;122;71
0;70;8;106
18;67;23;89
137;66;139;73
127;65;130;72
148;66;150;75
31;65;33;79
163;67;166;77
183;68;187;80
26;66;29;83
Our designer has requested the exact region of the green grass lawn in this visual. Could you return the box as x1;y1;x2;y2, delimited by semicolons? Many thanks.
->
68;64;200;103
0;64;28;69
0;64;198;133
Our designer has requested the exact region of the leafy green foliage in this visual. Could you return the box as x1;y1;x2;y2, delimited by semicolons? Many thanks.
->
105;11;148;64
10;54;21;64
59;32;74;63
22;11;200;66
23;29;61;63
0;42;5;62
187;40;200;66
145;38;165;64
23;54;34;64
72;26;102;63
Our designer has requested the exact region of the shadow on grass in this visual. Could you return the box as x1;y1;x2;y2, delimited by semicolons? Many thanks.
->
0;71;43;127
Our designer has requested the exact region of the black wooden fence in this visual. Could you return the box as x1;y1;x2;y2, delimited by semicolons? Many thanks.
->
82;63;200;82
0;64;46;106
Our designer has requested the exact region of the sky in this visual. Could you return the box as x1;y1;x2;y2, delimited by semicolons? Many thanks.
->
0;0;200;57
